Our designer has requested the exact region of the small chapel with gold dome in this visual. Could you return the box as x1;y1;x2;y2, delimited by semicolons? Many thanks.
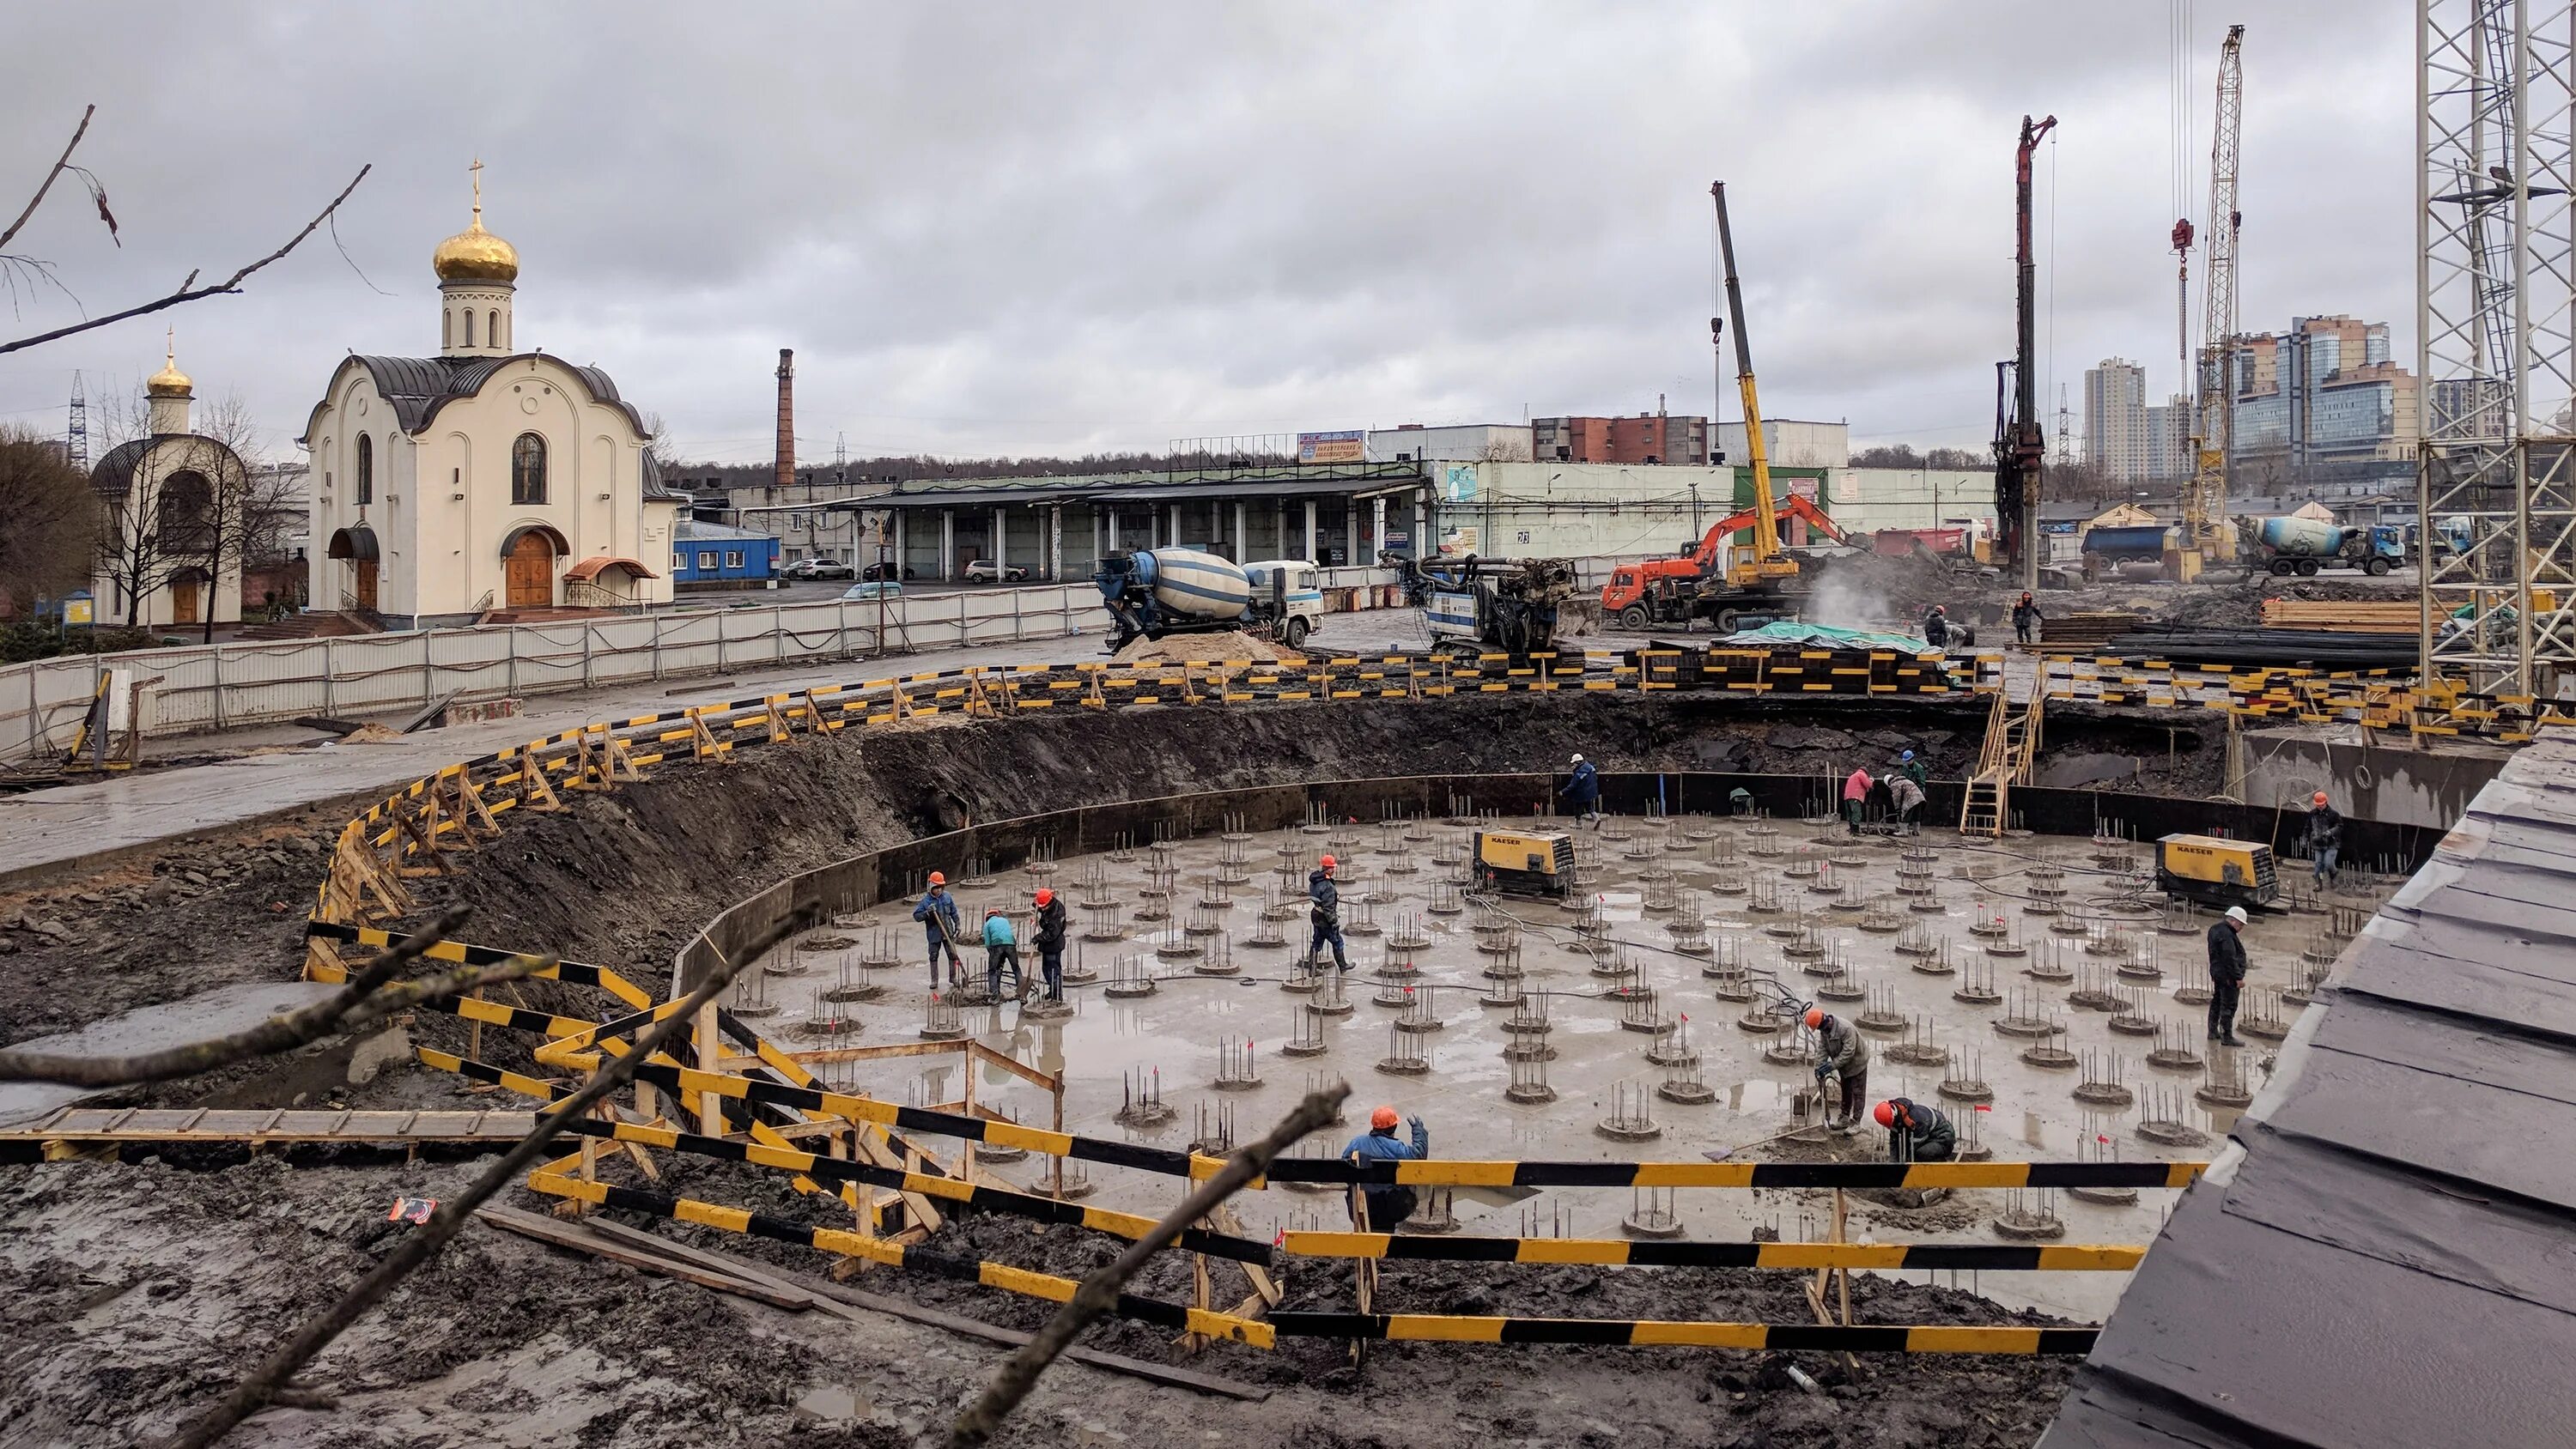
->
301;162;682;626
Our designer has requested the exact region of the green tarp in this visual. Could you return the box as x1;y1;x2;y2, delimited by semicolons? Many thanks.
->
1717;621;1936;654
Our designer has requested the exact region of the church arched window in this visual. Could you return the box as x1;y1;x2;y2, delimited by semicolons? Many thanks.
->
159;470;213;550
489;310;501;350
355;434;374;505
443;308;453;349
463;310;475;348
512;433;548;506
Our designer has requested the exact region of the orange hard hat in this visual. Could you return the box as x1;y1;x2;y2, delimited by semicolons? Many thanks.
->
1034;888;1054;906
2312;791;2328;807
1803;1007;1826;1029
928;871;947;887
1873;1100;1898;1129
1370;1105;1400;1130
1321;853;1337;870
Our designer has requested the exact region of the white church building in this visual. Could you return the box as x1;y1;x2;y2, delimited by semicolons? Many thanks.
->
88;337;250;631
302;165;682;627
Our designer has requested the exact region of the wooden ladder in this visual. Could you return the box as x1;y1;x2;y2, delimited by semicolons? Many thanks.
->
1959;691;2043;837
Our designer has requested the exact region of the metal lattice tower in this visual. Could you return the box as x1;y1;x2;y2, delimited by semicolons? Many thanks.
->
65;370;87;473
2056;383;2074;466
2185;25;2245;559
2420;0;2576;710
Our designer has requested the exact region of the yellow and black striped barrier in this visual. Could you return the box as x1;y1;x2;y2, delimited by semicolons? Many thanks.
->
303;919;653;1010
1262;1312;2096;1354
549;1114;1274;1265
524;1172;1273;1348
1279;1232;2143;1271
1266;1158;2206;1191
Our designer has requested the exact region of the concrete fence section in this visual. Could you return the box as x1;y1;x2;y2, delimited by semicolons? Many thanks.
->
0;585;1097;761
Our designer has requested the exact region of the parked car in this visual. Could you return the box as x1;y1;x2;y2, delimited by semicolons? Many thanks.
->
785;557;854;580
860;561;913;581
963;559;1030;583
840;579;904;602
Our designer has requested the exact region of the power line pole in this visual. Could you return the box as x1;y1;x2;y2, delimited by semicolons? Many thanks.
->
66;370;88;472
2055;383;2074;466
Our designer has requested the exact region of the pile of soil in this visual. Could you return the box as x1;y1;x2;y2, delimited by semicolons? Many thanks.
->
2153;573;2415;629
1115;628;1303;665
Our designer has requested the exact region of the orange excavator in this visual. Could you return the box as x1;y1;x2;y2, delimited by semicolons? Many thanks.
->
1601;494;1849;631
1600;181;1848;634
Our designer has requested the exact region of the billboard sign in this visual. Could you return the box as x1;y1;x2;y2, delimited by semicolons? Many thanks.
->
1441;464;1479;502
1297;430;1365;464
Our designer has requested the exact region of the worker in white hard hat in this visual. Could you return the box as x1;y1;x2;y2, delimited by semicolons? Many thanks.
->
2207;905;2250;1046
1560;752;1601;828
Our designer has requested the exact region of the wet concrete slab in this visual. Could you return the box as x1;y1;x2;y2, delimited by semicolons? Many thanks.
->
742;812;2392;1325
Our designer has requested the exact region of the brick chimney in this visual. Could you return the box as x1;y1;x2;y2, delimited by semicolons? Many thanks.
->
775;349;795;494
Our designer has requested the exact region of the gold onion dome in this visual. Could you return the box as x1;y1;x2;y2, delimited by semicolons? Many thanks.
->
432;215;519;284
433;161;518;283
145;334;191;397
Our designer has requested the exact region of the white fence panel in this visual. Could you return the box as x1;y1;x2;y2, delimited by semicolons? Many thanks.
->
428;627;515;702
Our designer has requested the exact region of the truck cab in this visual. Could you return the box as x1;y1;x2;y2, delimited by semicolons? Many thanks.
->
1241;560;1323;646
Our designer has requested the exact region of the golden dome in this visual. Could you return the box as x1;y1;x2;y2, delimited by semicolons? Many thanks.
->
432;159;519;284
146;330;191;397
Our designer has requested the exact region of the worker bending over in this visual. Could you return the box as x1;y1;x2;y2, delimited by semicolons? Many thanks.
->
2306;791;2342;888
981;907;1024;1001
1305;854;1351;973
2012;591;2043;645
1841;767;1874;835
1923;604;1950;648
1888;773;1926;834
1805;1008;1871;1133
2207;904;2249;1046
1343;1105;1431;1231
1561;753;1601;827
1031;887;1068;1004
1875;1097;1956;1162
912;872;964;989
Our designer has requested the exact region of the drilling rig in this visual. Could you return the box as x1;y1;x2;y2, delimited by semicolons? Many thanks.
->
2182;24;2246;570
1994;113;2057;590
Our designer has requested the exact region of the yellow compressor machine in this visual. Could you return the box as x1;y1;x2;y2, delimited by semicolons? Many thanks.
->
1472;829;1576;900
2154;834;2280;911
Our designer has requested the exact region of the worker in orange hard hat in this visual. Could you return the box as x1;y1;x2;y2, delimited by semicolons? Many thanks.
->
1304;853;1350;973
1031;887;1068;1004
2305;789;2342;889
912;870;964;989
1875;1098;1956;1162
1343;1103;1431;1230
1804;1008;1870;1134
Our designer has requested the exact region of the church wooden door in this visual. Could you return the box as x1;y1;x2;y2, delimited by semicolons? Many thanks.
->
505;534;553;609
355;560;379;612
171;577;198;626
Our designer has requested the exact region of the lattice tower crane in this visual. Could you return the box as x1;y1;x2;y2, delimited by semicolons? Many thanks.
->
2184;23;2245;563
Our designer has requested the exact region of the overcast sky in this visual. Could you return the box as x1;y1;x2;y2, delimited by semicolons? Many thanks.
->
0;2;2409;468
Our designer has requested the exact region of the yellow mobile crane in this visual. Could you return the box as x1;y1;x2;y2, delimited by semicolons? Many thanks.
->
1710;181;1803;591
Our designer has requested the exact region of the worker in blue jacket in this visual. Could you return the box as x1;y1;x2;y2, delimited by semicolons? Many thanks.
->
1344;1105;1431;1231
981;906;1024;1001
912;872;964;989
1304;855;1350;973
1561;753;1601;827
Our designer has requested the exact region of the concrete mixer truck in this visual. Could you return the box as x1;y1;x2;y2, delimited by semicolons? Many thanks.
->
2245;516;2408;577
1093;549;1322;652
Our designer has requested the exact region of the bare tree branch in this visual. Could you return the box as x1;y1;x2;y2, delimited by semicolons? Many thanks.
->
0;906;467;1088
336;955;555;1031
160;919;796;1449
0;163;371;357
945;1082;1352;1449
0;104;94;255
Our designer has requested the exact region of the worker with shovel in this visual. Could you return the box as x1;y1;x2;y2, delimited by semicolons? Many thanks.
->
1875;1098;1956;1162
981;906;1026;1002
1805;1007;1870;1133
912;871;965;989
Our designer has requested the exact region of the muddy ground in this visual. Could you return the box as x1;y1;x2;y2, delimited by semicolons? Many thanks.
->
0;692;2197;1446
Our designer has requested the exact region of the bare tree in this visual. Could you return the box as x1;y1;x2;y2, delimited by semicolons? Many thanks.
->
0;425;97;615
88;384;254;632
183;391;275;642
641;409;683;476
1;105;369;357
1479;434;1534;463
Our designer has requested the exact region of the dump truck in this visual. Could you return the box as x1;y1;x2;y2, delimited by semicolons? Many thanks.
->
2245;516;2407;577
1093;549;1321;651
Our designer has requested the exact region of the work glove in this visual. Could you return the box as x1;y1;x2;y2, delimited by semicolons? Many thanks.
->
1814;1063;1831;1082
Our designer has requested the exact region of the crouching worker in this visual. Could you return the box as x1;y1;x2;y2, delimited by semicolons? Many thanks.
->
1875;1097;1956;1163
1344;1105;1430;1231
981;906;1024;1001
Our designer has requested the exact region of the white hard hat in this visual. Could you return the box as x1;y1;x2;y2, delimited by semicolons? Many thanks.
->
1570;754;1583;764
2225;906;2249;925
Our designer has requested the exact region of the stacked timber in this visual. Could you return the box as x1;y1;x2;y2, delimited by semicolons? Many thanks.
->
2258;599;2418;635
2033;611;2151;652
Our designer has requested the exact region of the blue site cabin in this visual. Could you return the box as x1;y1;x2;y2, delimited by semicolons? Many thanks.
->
671;519;781;589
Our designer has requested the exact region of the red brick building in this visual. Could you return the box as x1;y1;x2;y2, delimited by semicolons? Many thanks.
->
1530;413;1709;465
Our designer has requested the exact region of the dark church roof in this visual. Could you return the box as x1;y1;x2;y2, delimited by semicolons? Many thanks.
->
303;353;652;447
88;433;246;500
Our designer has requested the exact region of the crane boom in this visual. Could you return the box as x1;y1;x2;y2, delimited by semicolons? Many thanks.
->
1712;181;1783;567
2185;23;2245;559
